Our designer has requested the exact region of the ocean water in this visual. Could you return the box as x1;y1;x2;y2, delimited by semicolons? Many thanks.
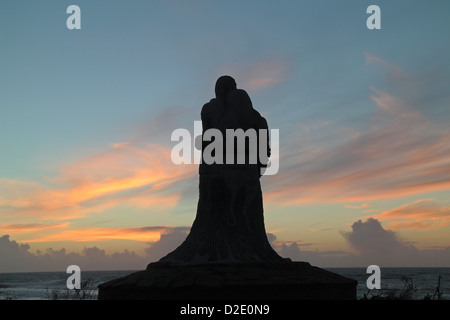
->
0;268;448;300
327;267;450;300
0;270;134;300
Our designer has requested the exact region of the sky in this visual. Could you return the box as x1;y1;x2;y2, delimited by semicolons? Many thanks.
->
1;0;450;272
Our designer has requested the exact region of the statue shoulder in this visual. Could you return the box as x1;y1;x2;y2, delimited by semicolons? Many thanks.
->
253;110;268;129
201;99;213;118
202;98;222;111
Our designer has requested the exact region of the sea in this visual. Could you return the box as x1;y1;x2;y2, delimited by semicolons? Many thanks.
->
0;268;448;300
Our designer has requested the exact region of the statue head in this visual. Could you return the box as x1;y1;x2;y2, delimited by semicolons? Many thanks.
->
215;75;237;100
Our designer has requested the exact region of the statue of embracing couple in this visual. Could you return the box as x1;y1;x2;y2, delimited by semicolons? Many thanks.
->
158;75;286;266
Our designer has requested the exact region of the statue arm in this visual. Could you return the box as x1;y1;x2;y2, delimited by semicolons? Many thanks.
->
256;114;271;169
201;104;211;132
263;117;271;159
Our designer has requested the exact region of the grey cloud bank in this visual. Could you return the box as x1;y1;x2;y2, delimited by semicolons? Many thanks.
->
1;219;450;272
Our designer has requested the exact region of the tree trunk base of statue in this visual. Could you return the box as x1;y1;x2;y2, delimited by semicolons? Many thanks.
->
98;261;358;300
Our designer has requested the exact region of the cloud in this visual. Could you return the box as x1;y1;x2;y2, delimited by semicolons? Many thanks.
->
339;218;450;267
0;222;69;233
0;235;148;272
369;86;422;120
279;242;302;260
19;226;175;243
264;55;450;205
0;227;189;272
341;218;450;266
221;59;291;92
130;105;199;146
364;51;408;91
2;217;450;272
272;239;354;267
0;229;289;272
272;219;450;267
345;203;373;209
145;227;190;262
374;199;450;230
0;101;207;224
0;142;196;222
0;226;193;272
363;209;382;213
0;105;200;246
342;218;410;256
268;232;349;265
364;51;386;65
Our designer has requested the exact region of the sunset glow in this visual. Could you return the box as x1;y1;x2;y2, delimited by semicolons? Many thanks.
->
1;0;449;272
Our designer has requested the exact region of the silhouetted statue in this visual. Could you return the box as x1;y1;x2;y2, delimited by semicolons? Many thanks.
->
159;76;284;265
99;76;358;300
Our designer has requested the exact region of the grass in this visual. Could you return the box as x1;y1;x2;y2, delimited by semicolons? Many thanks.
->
361;275;445;300
46;277;97;300
2;274;445;300
0;284;14;300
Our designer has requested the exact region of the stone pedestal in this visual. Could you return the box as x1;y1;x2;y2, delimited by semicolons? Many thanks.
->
98;261;357;300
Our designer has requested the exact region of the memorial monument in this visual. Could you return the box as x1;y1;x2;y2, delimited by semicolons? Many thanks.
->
98;76;357;300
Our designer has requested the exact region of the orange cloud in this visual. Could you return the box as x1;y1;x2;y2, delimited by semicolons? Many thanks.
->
0;222;70;234
364;51;386;65
60;143;192;201
373;199;450;230
364;51;406;85
0;143;196;220
345;203;373;209
369;87;422;120
264;56;450;206
221;59;290;91
21;226;180;243
363;209;383;213
266;124;450;204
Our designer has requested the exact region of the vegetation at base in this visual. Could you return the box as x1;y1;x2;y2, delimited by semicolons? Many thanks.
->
46;277;97;300
361;275;444;300
0;284;14;300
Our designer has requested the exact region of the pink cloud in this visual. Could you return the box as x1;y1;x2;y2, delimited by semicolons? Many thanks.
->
345;203;373;209
369;87;422;120
364;51;386;65
221;59;290;91
20;226;176;243
374;199;450;230
0;222;70;234
265;57;450;205
0;143;196;221
364;51;406;85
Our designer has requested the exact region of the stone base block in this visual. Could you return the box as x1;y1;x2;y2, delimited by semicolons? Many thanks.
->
98;261;357;300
